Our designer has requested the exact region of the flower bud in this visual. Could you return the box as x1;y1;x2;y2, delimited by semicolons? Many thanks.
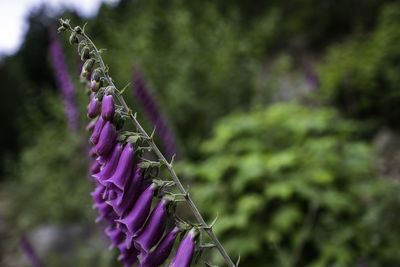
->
138;227;181;267
116;183;158;239
81;59;94;77
108;168;143;216
88;97;101;118
81;46;90;61
94;143;123;184
104;143;134;191
134;198;170;254
168;228;199;267
69;32;78;45
101;94;115;121
86;119;96;132
94;122;117;156
90;116;105;144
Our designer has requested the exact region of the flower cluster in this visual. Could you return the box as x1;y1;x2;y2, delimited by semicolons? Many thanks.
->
58;19;235;267
86;72;198;267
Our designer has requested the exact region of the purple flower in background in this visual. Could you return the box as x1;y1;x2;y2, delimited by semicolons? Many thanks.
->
134;198;170;255
302;57;319;91
133;66;177;159
20;235;43;267
169;228;199;267
138;227;181;267
49;30;79;131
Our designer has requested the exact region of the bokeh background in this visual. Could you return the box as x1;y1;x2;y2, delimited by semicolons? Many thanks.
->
1;0;400;266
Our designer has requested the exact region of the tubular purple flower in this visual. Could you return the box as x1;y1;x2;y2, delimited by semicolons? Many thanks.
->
94;143;123;184
134;198;170;254
104;143;135;191
105;227;125;250
117;242;139;267
101;94;115;121
138;227;181;267
20;235;43;267
94;122;117;156
116;183;158;239
93;202;113;223
108;168;143;216
169;228;199;267
90;160;101;175
91;184;105;203
86;119;96;132
88;97;101;118
90;116;105;144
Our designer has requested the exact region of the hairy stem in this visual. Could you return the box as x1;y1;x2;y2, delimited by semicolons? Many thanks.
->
78;30;235;267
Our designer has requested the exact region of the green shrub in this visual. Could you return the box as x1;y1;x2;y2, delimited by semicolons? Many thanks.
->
179;102;400;266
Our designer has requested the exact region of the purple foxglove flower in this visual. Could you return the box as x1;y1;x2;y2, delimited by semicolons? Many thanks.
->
134;198;170;254
169;228;199;267
108;168;143;216
89;146;97;159
138;227;181;267
88;97;101;118
117;242;139;267
20;235;43;267
105;227;125;250
94;122;117;156
90;160;101;174
94;143;123;184
104;143;135;191
101;94;115;121
133;67;177;158
116;183;158;240
49;30;79;132
90;116;105;144
91;184;105;203
93;202;113;223
86;119;96;132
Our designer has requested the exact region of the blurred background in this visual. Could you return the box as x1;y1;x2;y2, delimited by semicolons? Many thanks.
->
1;0;400;266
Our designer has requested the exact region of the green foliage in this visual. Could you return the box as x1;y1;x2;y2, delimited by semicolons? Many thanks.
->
179;102;400;266
5;93;92;228
319;3;400;130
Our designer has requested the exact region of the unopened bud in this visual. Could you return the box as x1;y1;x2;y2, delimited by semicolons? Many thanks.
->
81;59;94;77
69;32;78;45
57;26;66;33
81;46;90;61
74;26;82;34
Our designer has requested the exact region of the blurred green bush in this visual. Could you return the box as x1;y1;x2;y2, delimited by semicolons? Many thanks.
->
319;3;400;131
179;102;400;266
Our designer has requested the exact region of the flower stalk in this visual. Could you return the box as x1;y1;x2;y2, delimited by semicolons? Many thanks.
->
59;19;236;267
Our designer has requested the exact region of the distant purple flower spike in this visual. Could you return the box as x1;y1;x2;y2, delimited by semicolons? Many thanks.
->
134;198;170;255
108;168;143;216
133;67;177;159
94;143;123;184
105;227;125;250
116;183;158;242
118;242;140;267
169;228;199;267
49;30;79;131
102;94;115;121
138;227;181;267
104;143;135;191
90;116;105;144
94;122;117;156
20;235;43;267
88;97;101;118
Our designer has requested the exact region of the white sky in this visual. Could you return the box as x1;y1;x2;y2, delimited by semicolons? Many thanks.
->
0;0;118;56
